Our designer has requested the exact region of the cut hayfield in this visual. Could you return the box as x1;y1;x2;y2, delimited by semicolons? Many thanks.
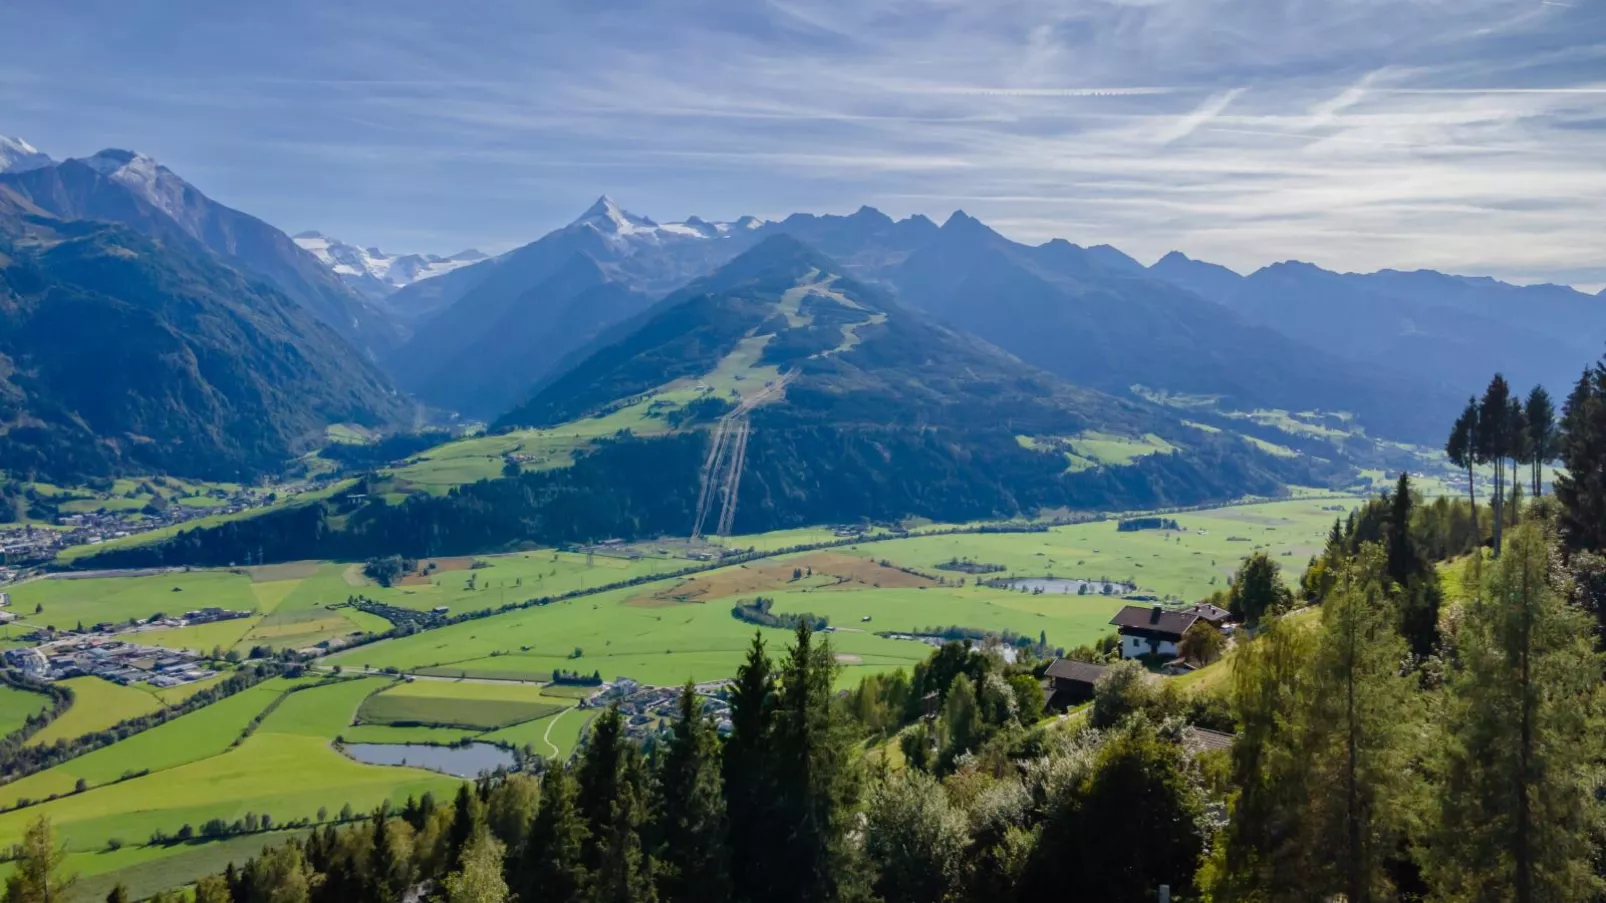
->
242;561;321;583
398;557;476;587
356;694;563;731
627;551;932;606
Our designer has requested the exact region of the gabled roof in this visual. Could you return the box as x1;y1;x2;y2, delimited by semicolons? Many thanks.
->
1182;602;1232;623
1184;726;1236;753
1109;604;1202;637
1044;659;1108;685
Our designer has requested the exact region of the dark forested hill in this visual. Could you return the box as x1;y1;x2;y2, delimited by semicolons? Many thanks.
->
0;193;405;481
0;152;401;358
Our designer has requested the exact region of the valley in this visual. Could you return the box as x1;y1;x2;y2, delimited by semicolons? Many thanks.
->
0;491;1359;897
0;111;1599;903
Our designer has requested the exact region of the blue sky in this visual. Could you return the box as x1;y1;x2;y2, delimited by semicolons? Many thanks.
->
3;0;1603;288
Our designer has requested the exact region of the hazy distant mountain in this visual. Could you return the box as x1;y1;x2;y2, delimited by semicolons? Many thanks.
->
387;196;762;417
769;209;1449;441
1145;254;1606;398
496;235;1332;532
0;191;405;482
0;150;401;357
293;231;486;301
0;135;51;174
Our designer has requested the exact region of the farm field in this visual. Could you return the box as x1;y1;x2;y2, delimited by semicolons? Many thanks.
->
27;677;163;747
838;497;1356;600
356;679;572;730
0;684;51;738
0;678;303;810
0;676;455;879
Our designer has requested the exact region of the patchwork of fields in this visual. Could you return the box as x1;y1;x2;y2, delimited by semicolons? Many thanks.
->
0;496;1362;897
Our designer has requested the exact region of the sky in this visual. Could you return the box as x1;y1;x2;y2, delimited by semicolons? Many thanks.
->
2;0;1603;290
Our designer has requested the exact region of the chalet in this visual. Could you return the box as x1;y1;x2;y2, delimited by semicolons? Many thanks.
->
1043;659;1108;711
1109;604;1217;660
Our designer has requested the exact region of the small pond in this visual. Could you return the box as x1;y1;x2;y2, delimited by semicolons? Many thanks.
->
1001;578;1128;595
342;742;515;778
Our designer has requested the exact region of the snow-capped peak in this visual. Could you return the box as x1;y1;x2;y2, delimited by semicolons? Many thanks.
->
293;231;487;296
71;148;193;220
0;134;53;174
571;195;661;237
568;195;766;245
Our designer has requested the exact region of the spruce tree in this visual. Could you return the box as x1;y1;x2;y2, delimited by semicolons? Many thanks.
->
768;622;865;903
1427;522;1605;901
447;784;483;871
576;705;626;871
1556;360;1606;553
722;632;777;903
1524;385;1556;498
515;766;589;903
654;684;730;903
590;748;656;903
1385;472;1441;656
1478;374;1516;556
1446;397;1480;530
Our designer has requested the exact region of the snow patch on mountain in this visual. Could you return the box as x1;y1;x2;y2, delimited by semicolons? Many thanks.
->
294;231;487;294
0;135;53;173
567;196;765;246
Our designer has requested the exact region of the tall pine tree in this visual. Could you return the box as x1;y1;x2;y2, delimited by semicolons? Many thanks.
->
1478;375;1517;557
1524;385;1557;498
1556;359;1606;553
768;622;865;903
654;683;730;903
722;632;777;903
515;766;589;903
1446;396;1481;532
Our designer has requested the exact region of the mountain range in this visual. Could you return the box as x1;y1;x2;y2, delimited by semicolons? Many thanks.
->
0;185;404;481
0;145;400;358
292;231;486;302
2;130;1600;499
77;237;1336;568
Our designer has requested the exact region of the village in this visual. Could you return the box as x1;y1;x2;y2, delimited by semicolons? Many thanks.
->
3;636;219;689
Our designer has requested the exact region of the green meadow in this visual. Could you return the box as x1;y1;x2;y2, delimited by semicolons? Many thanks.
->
0;496;1369;896
27;678;164;747
842;497;1354;600
0;684;51;738
0;677;453;857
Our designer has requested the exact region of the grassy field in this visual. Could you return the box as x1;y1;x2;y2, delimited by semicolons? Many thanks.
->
356;680;570;730
28;678;164;747
0;677;455;858
0;496;1378;899
64;828;315;903
0;679;303;810
841;498;1352;600
0;684;51;739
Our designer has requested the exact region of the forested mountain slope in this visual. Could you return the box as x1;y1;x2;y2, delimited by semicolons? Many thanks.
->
0;152;401;358
78;237;1344;568
0;192;405;481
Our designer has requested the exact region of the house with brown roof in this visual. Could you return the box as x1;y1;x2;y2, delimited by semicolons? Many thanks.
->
1043;658;1108;710
1109;604;1217;660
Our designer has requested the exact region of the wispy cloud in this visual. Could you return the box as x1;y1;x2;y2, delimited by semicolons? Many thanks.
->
0;0;1602;287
